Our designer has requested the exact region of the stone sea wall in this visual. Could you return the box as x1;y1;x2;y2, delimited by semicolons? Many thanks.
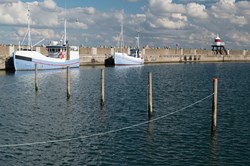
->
0;44;249;70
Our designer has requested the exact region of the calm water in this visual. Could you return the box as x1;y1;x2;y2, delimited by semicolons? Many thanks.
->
0;63;249;165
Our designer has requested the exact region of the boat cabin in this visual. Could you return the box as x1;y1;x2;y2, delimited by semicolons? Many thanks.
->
130;48;141;58
46;45;67;58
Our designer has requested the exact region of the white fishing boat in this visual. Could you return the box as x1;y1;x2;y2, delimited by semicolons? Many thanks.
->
114;13;144;65
14;46;79;70
114;48;144;65
13;5;79;71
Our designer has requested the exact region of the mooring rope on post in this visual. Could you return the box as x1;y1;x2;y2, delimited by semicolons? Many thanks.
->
0;93;214;148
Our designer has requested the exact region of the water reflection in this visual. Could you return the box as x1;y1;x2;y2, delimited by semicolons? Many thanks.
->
0;63;250;165
210;132;218;166
65;98;72;114
101;105;105;112
0;70;14;77
147;115;153;142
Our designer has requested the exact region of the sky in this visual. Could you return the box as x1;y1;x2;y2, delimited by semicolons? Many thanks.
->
0;0;249;49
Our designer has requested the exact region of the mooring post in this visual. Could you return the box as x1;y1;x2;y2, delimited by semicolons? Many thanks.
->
101;68;105;107
148;72;153;116
35;64;38;91
67;66;70;98
211;78;218;132
66;42;70;60
66;42;71;98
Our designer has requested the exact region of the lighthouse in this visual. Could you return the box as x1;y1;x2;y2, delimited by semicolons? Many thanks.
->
211;34;227;55
214;34;224;46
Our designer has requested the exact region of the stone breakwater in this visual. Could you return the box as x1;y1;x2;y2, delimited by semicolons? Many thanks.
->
0;45;250;70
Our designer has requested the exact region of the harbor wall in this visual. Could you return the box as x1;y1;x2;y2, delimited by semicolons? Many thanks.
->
0;45;250;69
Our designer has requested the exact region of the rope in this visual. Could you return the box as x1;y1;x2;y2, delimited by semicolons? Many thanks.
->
0;93;214;148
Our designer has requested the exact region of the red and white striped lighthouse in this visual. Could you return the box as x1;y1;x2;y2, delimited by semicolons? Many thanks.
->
215;34;222;46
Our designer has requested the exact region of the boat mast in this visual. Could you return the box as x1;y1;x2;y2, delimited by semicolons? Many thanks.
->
64;19;67;45
20;3;32;50
136;31;140;49
120;11;124;53
27;4;32;50
63;0;67;45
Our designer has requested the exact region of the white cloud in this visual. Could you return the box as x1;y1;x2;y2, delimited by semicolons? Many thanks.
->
0;0;249;49
143;0;250;48
149;0;185;14
150;17;187;29
0;1;26;25
230;16;247;26
68;22;88;29
186;3;208;19
210;0;236;19
228;31;250;46
41;0;56;10
32;29;59;40
220;0;235;6
146;0;188;30
84;7;96;14
171;13;187;21
210;0;249;27
16;27;60;45
128;14;146;26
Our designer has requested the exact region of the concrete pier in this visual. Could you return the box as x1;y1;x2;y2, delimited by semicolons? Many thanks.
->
0;44;250;70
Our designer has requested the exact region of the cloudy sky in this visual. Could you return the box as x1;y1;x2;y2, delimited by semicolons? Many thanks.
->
0;0;249;49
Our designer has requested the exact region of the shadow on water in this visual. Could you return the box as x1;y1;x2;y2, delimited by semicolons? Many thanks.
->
147;115;153;142
65;98;73;114
0;70;15;77
6;70;15;75
210;132;218;166
101;104;105;112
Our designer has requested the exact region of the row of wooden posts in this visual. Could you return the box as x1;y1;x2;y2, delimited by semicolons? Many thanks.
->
35;67;218;133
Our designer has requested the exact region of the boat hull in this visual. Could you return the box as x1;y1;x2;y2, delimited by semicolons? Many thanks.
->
114;53;144;65
14;51;79;70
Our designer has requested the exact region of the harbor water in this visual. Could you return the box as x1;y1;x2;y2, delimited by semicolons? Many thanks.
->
0;63;249;165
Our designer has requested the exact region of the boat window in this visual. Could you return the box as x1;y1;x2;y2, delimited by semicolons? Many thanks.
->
130;49;137;57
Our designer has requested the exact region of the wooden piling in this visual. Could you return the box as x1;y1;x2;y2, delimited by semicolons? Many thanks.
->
35;64;38;91
67;66;70;98
148;72;152;116
211;78;218;132
66;43;70;60
66;43;70;98
101;68;105;107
